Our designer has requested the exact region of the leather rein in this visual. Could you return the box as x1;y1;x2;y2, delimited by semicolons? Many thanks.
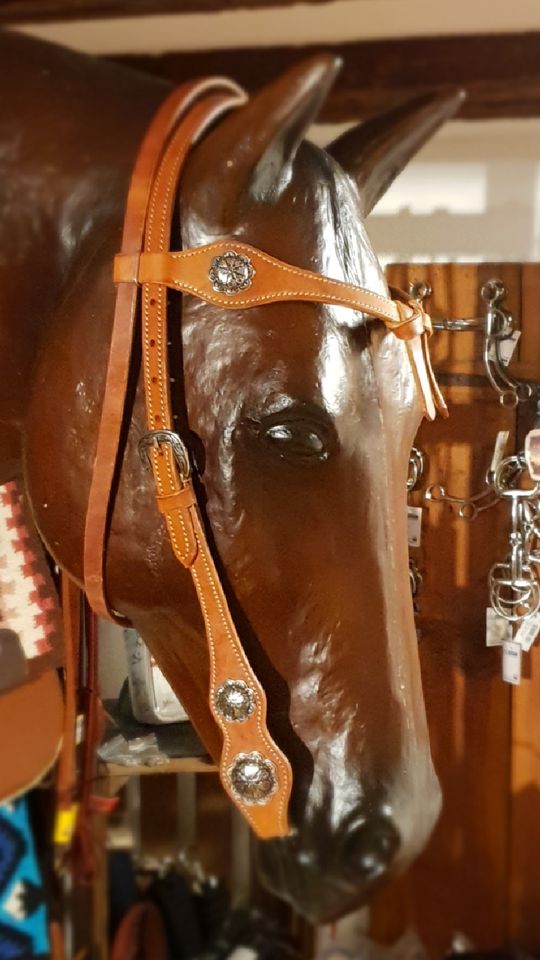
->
83;79;447;840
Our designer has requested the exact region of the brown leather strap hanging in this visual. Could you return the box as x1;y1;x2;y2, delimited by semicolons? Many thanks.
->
54;573;82;855
84;78;244;623
70;602;106;882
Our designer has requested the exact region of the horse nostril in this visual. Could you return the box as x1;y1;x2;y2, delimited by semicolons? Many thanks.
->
343;817;399;880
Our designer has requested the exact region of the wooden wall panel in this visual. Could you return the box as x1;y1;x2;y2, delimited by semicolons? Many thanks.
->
388;263;523;379
370;263;540;954
507;265;540;949
508;640;540;949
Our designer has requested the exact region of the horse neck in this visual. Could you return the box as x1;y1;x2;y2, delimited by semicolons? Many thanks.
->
0;33;168;319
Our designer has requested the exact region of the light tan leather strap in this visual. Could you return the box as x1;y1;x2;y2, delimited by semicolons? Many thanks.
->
140;94;293;839
93;79;447;843
115;241;447;421
84;78;243;623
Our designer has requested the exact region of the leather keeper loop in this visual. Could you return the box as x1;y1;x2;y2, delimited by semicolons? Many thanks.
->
156;485;198;514
391;312;430;341
113;253;140;284
388;299;432;340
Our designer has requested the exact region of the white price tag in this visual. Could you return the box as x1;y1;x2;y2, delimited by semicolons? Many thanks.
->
488;330;520;366
407;506;423;548
514;611;540;652
525;428;540;481
486;607;512;647
489;430;510;475
502;640;522;685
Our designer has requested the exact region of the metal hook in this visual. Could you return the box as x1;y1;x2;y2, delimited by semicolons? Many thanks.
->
407;447;425;492
481;279;507;305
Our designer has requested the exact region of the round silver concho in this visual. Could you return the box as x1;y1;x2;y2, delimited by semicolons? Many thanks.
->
209;251;255;295
228;752;277;806
214;679;255;723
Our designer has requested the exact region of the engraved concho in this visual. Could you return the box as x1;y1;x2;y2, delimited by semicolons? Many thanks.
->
214;679;255;723
209;251;255;295
228;752;277;805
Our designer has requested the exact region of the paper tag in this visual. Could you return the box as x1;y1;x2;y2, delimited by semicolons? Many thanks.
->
407;507;423;548
488;330;520;366
490;430;510;475
502;640;522;685
514;611;540;652
525;429;540;481
486;607;512;647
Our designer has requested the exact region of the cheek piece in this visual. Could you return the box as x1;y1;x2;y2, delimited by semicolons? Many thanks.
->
84;80;448;841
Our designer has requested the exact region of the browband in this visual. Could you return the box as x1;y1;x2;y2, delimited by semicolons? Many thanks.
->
114;242;447;422
84;79;447;843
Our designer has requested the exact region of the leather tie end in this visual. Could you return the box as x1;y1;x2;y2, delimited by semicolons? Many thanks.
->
391;300;430;341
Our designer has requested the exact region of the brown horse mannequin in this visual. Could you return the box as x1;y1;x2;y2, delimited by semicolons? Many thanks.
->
0;30;462;921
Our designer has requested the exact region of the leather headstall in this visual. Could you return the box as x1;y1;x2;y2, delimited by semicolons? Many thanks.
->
84;80;447;841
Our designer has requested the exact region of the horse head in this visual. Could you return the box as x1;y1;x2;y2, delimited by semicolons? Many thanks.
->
21;45;461;922
172;59;459;920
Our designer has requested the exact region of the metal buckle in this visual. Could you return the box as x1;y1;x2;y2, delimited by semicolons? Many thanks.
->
138;429;191;483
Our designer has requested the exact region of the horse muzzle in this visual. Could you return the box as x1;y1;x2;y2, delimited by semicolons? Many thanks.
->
256;809;401;923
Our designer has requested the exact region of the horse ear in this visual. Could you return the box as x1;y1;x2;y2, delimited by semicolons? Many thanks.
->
185;55;341;214
327;89;465;216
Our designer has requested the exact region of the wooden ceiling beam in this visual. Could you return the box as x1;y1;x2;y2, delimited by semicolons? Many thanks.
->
111;33;540;122
0;0;343;22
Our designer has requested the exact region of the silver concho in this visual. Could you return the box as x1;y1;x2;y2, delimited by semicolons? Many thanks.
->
209;251;255;295
228;752;277;805
214;679;255;723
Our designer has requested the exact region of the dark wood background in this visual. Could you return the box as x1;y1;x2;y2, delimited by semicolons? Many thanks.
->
2;3;540;123
112;34;540;122
0;0;341;18
371;263;540;954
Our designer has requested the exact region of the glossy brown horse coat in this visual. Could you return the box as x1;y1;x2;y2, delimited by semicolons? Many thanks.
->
0;31;461;920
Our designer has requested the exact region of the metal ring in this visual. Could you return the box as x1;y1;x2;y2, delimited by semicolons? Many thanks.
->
494;455;540;499
489;306;513;339
407;447;425;492
481;279;506;305
424;483;447;503
409;280;432;303
516;381;534;401
489;562;540;621
499;389;519;408
458;501;479;522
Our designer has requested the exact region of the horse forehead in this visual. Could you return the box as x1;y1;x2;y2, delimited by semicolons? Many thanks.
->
184;139;371;285
254;151;370;281
184;302;329;394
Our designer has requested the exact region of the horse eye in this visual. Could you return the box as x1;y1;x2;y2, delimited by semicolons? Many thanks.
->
262;418;333;463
